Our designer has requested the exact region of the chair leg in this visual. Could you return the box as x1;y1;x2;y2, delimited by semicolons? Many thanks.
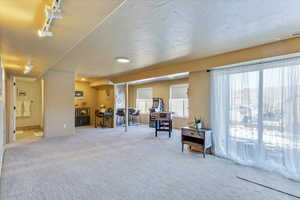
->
155;120;158;137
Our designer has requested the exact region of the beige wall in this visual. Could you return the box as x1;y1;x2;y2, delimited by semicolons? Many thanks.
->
129;78;188;110
16;79;42;128
188;71;211;128
97;85;114;109
74;83;115;126
75;81;97;126
44;70;75;137
129;78;189;129
128;75;211;129
96;37;300;131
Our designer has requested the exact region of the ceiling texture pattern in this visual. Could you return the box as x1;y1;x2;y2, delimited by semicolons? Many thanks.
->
1;0;300;78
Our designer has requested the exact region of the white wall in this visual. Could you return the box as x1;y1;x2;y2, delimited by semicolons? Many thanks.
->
0;100;4;171
0;57;5;176
44;70;75;137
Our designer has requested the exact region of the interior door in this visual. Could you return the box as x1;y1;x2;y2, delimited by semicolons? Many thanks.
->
12;76;16;141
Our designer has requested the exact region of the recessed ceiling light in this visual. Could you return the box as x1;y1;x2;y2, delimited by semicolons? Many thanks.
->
81;78;86;81
116;57;130;63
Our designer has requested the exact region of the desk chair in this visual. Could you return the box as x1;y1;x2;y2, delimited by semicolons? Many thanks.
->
116;109;125;126
95;109;113;128
131;109;141;125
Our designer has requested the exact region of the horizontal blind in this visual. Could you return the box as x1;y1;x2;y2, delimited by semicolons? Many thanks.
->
137;88;152;99
170;84;188;99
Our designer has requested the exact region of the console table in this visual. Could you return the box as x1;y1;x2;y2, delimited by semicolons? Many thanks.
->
181;127;212;158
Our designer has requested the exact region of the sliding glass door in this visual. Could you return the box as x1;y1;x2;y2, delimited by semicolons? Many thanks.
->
211;57;300;181
261;66;300;178
228;71;260;165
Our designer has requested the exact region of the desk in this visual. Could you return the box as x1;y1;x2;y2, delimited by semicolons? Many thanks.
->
155;120;172;137
152;112;173;137
181;127;212;158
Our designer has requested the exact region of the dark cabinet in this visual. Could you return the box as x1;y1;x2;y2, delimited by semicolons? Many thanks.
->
75;107;90;127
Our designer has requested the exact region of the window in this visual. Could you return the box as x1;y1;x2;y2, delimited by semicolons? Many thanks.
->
136;88;152;114
169;84;189;118
211;57;300;181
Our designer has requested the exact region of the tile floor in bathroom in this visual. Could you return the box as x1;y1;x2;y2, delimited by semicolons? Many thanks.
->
16;128;44;141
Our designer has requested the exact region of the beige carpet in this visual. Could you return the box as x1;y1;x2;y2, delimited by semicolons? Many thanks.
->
1;126;299;200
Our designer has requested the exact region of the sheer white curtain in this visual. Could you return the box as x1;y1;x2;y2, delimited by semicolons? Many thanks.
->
211;57;300;181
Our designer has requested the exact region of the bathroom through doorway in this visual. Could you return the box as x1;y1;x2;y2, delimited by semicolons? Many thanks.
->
13;77;44;142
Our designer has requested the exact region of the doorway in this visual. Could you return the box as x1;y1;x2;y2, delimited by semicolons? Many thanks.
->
13;77;44;141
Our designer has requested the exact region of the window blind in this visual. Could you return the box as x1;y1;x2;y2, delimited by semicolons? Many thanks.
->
170;84;188;99
137;88;152;99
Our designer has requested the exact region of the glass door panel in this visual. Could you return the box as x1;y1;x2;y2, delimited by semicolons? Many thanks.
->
262;67;285;169
228;71;260;165
262;65;300;173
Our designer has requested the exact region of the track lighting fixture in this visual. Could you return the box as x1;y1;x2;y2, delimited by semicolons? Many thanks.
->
38;0;63;37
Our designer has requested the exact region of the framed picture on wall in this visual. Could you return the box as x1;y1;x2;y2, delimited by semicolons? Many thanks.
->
75;91;84;99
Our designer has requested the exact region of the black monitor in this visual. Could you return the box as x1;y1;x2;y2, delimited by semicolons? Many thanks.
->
149;98;164;127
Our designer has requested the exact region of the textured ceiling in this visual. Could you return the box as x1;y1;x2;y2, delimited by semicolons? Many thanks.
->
0;0;125;76
2;0;300;78
53;0;300;78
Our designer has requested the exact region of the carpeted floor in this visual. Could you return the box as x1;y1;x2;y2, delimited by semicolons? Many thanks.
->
1;126;299;200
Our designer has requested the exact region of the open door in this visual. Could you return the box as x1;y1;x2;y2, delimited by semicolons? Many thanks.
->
12;76;16;141
11;77;44;142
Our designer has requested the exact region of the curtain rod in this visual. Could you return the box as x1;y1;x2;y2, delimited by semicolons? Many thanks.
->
206;54;300;72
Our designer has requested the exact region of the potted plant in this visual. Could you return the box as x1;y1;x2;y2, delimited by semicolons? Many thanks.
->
194;117;202;133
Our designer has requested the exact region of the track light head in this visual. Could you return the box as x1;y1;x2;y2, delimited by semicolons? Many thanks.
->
38;30;53;37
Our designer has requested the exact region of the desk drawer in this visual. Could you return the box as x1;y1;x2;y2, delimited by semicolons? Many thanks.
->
182;129;204;139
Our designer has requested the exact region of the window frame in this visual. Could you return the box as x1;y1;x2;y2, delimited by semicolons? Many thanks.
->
136;87;153;114
169;84;189;118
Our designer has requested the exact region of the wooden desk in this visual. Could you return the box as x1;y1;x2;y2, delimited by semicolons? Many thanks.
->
181;127;212;158
155;120;172;137
153;112;173;138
